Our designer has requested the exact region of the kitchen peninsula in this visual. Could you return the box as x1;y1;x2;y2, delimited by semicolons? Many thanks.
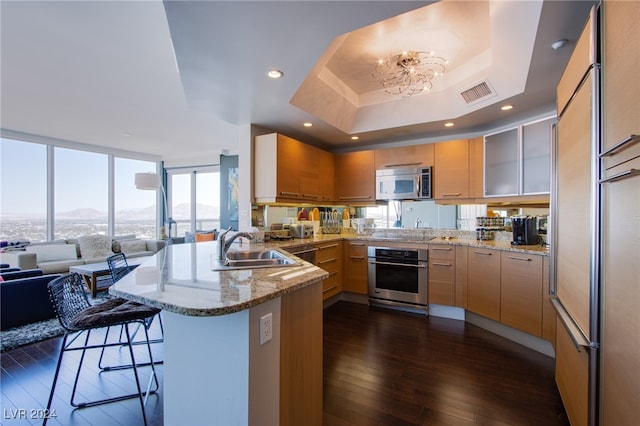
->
109;241;328;426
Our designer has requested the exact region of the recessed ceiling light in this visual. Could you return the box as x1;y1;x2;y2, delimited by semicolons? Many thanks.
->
303;122;313;127
351;136;359;141
267;69;283;79
444;122;455;127
501;104;514;111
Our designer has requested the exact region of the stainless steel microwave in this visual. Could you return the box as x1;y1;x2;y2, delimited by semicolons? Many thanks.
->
375;167;432;200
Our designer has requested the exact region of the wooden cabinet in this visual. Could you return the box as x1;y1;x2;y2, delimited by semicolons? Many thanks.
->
454;246;468;308
335;151;375;205
315;241;342;301
467;247;501;321
468;137;484;198
343;240;368;294
374;144;434;170
500;251;543;337
254;133;332;203
428;245;456;305
555;318;589;426
542;256;555;345
433;139;470;200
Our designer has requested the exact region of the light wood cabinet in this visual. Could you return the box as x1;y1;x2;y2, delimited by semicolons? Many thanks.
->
454;246;468;308
433;139;469;200
542;256;555;345
467;247;501;321
317;149;335;202
335;151;375;205
343;240;368;294
555;318;589;426
500;251;543;337
374;144;434;170
315;241;342;301
428;245;456;305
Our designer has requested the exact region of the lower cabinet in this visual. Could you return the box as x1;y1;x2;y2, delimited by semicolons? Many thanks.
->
467;247;501;321
428;245;456;305
315;241;342;300
343;241;368;294
500;251;543;337
555;318;589;426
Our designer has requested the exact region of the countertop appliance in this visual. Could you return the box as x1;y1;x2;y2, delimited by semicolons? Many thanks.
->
375;166;431;200
511;216;538;245
288;223;313;239
367;246;428;312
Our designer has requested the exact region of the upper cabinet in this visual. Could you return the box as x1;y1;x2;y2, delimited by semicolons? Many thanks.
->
317;149;335;203
335;151;375;204
433;139;470;200
374;144;434;170
254;133;325;203
484;117;554;197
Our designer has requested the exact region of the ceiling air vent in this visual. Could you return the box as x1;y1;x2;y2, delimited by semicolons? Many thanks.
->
460;81;495;104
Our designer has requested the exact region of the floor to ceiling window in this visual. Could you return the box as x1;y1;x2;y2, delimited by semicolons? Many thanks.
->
0;136;159;242
167;166;220;237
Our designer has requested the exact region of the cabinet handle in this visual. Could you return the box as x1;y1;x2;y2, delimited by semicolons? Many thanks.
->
599;168;640;184
301;194;319;199
442;193;462;197
350;256;365;260
384;162;422;168
473;251;493;256
338;196;372;200
551;298;590;351
318;243;340;250
507;256;532;262
431;247;452;251
279;191;299;197
317;258;337;265
328;271;338;277
322;285;338;294
350;242;366;247
599;134;639;157
432;262;452;267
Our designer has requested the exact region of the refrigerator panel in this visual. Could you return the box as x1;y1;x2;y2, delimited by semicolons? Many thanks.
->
555;71;594;340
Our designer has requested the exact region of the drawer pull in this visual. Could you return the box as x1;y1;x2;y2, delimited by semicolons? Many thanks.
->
322;285;338;294
507;256;532;262
301;194;319;199
317;258;337;265
328;271;338;277
350;242;366;247
442;193;462;197
279;191;299;197
338;196;372;200
432;262;452;267
600;168;640;184
600;134;639;157
350;256;365;260
473;251;493;256
431;247;452;251
384;162;422;168
318;243;340;249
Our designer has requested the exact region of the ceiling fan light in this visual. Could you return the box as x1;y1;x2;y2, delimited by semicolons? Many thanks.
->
372;50;447;97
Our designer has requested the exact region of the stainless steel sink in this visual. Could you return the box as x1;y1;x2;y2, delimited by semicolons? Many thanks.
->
212;249;300;271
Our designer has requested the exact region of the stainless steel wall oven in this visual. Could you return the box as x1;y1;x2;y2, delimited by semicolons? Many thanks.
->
367;246;428;310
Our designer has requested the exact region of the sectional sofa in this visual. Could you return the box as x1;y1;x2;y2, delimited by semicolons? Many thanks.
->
0;234;165;274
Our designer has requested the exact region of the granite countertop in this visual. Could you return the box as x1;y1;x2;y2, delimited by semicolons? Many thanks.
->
109;241;329;317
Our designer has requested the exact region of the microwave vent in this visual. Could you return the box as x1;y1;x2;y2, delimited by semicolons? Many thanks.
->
460;81;495;104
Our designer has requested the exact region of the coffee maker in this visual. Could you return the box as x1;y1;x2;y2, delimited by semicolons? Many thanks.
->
511;216;538;245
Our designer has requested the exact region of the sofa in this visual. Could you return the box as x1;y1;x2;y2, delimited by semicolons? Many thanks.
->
1;272;62;330
0;234;165;274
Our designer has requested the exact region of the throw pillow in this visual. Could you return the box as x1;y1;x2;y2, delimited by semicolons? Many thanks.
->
78;235;113;259
194;232;214;242
26;244;78;262
119;239;148;254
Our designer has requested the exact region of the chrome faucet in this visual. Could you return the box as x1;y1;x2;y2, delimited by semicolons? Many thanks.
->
217;227;254;261
415;218;422;228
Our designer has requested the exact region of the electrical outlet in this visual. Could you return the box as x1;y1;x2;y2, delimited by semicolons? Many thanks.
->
259;313;273;346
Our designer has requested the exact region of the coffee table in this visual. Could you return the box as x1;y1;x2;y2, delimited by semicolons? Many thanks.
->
70;257;147;298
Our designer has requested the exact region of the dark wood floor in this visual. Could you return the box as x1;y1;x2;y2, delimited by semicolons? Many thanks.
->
1;301;568;425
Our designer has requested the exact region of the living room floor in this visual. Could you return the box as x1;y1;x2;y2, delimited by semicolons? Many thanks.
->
1;301;569;425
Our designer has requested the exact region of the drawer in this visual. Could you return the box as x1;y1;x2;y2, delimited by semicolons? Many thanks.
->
316;255;341;274
429;260;455;282
322;270;341;299
428;245;456;261
316;242;342;263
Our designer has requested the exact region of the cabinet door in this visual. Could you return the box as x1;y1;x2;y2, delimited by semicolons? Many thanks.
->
468;137;484;198
343;241;368;294
335;151;375;204
433;139;469;200
455;246;468;308
299;143;320;202
500;252;543;337
467;248;501;321
484;128;519;197
317;149;335;202
522;118;553;194
555;318;589;426
542;256;556;345
276;134;303;199
374;144;434;169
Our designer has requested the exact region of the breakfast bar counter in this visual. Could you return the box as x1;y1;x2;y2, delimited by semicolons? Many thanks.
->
110;241;328;426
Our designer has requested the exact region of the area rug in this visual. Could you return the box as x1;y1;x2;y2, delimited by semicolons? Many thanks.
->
1;293;112;353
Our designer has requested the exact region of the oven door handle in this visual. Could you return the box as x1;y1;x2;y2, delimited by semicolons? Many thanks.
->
368;260;427;268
